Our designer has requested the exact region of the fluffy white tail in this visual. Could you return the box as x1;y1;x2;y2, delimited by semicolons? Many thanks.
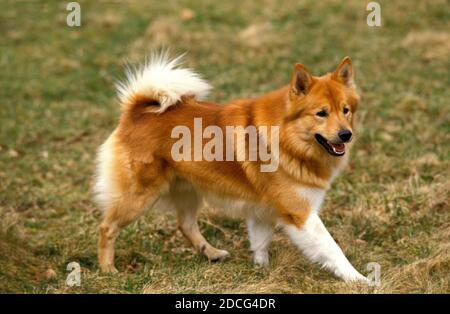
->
116;52;212;113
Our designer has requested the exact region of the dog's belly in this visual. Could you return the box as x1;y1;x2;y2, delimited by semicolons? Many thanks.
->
156;178;275;220
201;190;275;219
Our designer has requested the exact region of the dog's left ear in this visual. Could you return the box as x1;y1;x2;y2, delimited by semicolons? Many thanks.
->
333;57;355;88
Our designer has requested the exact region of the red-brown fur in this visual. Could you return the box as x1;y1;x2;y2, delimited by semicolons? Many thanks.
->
97;57;359;273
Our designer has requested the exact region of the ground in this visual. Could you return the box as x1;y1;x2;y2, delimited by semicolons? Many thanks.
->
0;0;449;293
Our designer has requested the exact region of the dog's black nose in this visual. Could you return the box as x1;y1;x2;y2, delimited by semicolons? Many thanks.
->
338;129;352;142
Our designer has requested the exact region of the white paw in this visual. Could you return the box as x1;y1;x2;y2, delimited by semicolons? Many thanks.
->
253;251;269;267
333;262;369;283
341;270;369;283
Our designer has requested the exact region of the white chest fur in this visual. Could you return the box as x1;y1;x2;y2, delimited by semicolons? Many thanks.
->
296;187;326;213
295;166;341;213
330;166;342;184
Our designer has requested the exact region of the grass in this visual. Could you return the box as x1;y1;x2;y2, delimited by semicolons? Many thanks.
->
0;0;449;293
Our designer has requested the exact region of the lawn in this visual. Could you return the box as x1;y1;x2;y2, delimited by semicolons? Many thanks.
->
0;0;449;293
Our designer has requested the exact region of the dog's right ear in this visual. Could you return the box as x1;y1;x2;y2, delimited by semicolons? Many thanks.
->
290;63;313;96
332;56;355;89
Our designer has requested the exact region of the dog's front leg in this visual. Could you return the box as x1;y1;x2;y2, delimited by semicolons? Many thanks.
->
282;213;367;282
246;217;273;267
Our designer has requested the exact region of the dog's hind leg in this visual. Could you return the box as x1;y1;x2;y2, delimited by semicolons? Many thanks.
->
95;135;169;272
98;190;159;273
171;183;230;262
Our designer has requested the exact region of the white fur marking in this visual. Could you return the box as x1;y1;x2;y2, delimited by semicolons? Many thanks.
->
297;187;325;213
330;167;341;183
93;133;118;210
116;52;212;113
246;218;273;267
283;214;367;282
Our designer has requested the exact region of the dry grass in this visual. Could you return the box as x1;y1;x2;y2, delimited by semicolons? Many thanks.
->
0;0;449;293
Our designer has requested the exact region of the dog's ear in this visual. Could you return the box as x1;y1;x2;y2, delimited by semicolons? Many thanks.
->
333;57;355;88
290;63;313;96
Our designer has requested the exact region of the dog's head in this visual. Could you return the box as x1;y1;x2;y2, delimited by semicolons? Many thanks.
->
284;57;359;157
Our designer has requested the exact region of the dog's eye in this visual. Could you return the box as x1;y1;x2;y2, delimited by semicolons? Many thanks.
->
316;110;328;117
343;107;350;114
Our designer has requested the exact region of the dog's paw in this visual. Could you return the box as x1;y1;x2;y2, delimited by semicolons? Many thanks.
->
206;248;230;262
342;271;369;284
100;264;119;274
253;251;269;268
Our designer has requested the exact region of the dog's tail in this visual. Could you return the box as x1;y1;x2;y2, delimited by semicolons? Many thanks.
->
116;51;211;113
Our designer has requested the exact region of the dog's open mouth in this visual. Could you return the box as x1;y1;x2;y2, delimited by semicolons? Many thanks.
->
315;134;345;156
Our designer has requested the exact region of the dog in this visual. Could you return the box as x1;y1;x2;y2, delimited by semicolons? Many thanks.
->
94;52;367;282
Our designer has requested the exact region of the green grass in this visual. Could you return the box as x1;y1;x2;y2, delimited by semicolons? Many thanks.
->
0;0;449;293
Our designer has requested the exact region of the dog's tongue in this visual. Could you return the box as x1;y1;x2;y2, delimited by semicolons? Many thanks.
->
330;143;345;154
